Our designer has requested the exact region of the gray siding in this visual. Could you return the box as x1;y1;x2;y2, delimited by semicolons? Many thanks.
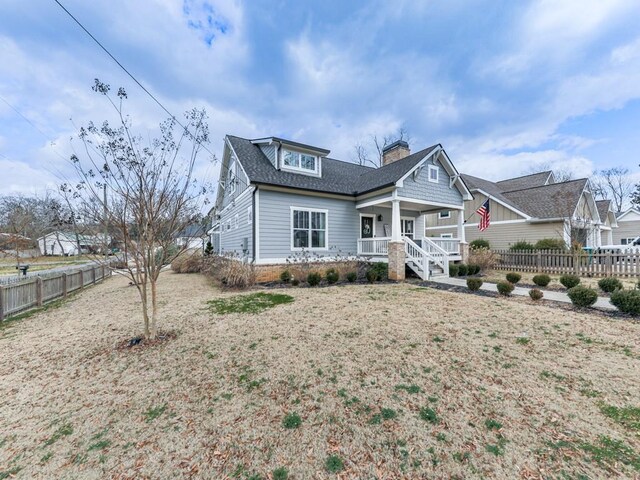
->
219;189;254;259
221;159;250;210
612;220;640;244
258;189;359;260
259;144;276;168
397;157;463;206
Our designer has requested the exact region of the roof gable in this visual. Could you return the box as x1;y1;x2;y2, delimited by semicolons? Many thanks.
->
496;171;553;192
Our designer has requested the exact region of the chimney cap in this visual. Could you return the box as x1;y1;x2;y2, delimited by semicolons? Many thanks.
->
382;139;409;154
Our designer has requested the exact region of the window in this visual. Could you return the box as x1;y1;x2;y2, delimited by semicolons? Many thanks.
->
234;214;239;229
438;210;451;219
227;160;236;194
428;164;439;183
226;220;231;231
292;208;327;249
440;233;453;239
282;149;317;173
247;206;253;224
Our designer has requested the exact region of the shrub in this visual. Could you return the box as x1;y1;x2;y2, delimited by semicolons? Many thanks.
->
470;239;490;250
468;247;499;272
468;264;481;275
497;281;514;296
509;241;535;251
204;240;214;256
202;255;256;289
610;289;640;315
529;288;544;301
598;277;623;293
325;268;339;284
282;412;302;429
171;252;203;273
457;264;469;276
307;272;322;286
567;285;598;308
366;269;377;283
368;262;388;281
560;274;581;289
291;278;300;287
467;278;483;291
449;263;459;277
280;270;291;283
346;271;357;283
532;274;551;287
506;272;522;284
534;238;567;250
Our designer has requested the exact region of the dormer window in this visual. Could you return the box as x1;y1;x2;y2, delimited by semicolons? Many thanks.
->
282;149;318;174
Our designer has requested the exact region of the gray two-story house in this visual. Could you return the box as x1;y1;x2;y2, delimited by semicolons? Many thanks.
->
209;135;472;281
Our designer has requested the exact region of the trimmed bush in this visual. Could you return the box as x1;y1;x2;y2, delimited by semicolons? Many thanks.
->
534;238;567;250
449;263;459;277
369;262;388;281
560;274;581;289
470;239;490;250
457;264;469;276
307;272;322;287
466;278;483;291
497;281;515;296
291;278;300;287
532;274;551;287
505;272;522;284
529;288;544;301
467;264;480;275
610;289;640;315
567;285;598;308
325;268;339;284
598;277;623;293
280;270;292;283
346;271;357;283
509;240;535;251
366;269;378;283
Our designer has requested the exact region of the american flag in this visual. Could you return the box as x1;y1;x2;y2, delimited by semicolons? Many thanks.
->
477;199;491;231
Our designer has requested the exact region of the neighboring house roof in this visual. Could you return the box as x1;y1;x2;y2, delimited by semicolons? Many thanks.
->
37;231;106;244
495;171;553;191
616;207;640;220
176;224;206;238
226;135;442;196
596;200;612;221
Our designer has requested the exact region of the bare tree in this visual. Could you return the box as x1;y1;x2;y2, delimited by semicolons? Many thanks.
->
591;167;633;212
68;80;212;340
353;127;411;168
523;162;573;182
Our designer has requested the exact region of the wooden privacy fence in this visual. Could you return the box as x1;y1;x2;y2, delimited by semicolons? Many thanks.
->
0;264;110;321
494;249;640;277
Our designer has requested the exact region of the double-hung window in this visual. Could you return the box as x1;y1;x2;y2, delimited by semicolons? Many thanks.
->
428;164;439;183
292;208;327;249
282;149;317;173
438;210;451;219
227;160;236;194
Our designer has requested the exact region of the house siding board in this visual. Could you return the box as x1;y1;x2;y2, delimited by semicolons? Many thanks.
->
219;190;253;259
221;163;249;210
424;194;523;230
258;189;360;259
397;158;463;205
612;220;640;244
259;144;276;168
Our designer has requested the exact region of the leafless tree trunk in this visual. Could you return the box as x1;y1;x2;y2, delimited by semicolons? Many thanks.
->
591;167;633;212
353;127;411;168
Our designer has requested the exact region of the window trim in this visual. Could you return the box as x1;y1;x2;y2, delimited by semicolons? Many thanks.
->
227;159;237;194
440;233;453;239
281;149;319;175
290;206;329;251
428;164;439;183
438;210;451;219
234;214;239;229
247;205;253;225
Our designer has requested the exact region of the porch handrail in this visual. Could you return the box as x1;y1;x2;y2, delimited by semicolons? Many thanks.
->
405;237;430;280
420;237;449;275
427;237;461;255
357;237;391;255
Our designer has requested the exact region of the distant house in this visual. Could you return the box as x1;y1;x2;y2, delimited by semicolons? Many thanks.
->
613;207;640;245
0;233;37;258
175;224;206;250
37;231;107;256
425;171;603;250
596;200;618;246
208;135;472;280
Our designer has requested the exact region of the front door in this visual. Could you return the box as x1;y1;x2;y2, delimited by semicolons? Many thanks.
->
401;218;415;240
361;216;374;238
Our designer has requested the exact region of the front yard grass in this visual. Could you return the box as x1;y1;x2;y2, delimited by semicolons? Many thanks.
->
0;272;638;478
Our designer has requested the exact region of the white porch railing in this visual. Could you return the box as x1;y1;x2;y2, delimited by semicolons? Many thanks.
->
427;237;461;255
420;237;450;276
357;237;390;255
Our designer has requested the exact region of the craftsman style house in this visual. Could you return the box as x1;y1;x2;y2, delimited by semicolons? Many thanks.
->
209;135;472;280
612;207;640;245
424;171;603;250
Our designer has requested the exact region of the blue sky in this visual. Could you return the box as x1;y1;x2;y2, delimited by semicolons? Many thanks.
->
2;0;640;194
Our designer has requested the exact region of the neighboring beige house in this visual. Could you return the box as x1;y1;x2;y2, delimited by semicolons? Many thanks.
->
612;207;640;245
596;200;618;246
425;171;603;250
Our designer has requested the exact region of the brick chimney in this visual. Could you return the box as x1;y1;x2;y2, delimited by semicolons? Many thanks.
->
382;140;410;166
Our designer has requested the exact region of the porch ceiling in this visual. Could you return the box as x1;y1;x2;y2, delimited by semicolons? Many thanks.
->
356;200;459;213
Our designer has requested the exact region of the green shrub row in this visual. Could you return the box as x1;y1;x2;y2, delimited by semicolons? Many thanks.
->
509;238;567;251
449;263;480;277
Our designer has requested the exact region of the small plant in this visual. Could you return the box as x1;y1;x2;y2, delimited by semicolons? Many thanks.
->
496;281;514;296
291;278;300;287
466;278;483;291
204;240;214;256
307;272;322;286
381;408;397;420
282;412;302;429
560;274;580;289
419;407;439;424
368;262;388;281
208;292;294;314
44;423;74;446
457;264;469;276
325;268;340;284
449;263;459;277
144;404;167;422
366;269;377;283
485;418;503;430
280;270;292;283
467;264;480;275
470;238;490;250
505;272;521;284
346;271;357;283
529;288;544;301
610;289;640;315
567;285;598;308
325;455;345;473
272;467;289;480
598;277;623;293
532;274;551;287
509;240;535;251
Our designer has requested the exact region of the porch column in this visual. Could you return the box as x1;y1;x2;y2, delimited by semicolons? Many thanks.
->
607;229;613;245
388;199;405;281
456;210;466;243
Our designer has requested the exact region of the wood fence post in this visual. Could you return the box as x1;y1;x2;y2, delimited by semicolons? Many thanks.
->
36;277;43;307
93;266;97;284
79;269;84;289
0;285;4;321
573;253;579;276
536;251;542;273
62;273;68;298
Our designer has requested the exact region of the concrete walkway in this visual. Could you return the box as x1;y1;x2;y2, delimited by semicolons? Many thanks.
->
429;276;616;311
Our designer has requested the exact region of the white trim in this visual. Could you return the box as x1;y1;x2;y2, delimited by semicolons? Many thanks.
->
255;189;260;261
258;184;354;200
247;205;253;225
425;218;529;230
428;164;439;183
440;233;453;238
396;147;440;187
400;216;416;238
438;210;451;219
616;207;640;221
356;195;394;209
473;189;531;219
280;149;320;176
395;196;464;210
254;255;371;265
228;159;237;195
359;213;376;238
290;206;329;251
234;214;239;229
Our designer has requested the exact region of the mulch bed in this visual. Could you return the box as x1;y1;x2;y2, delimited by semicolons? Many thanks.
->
115;330;177;350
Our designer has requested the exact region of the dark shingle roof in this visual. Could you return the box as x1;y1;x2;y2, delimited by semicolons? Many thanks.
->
496;171;553;192
596;200;612;221
227;135;438;196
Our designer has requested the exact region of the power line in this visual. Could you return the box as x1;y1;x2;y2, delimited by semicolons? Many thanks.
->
0;94;56;143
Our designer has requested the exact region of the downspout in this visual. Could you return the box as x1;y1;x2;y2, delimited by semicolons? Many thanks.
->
252;186;257;263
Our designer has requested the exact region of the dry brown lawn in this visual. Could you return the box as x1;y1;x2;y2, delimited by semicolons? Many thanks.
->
1;272;639;479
